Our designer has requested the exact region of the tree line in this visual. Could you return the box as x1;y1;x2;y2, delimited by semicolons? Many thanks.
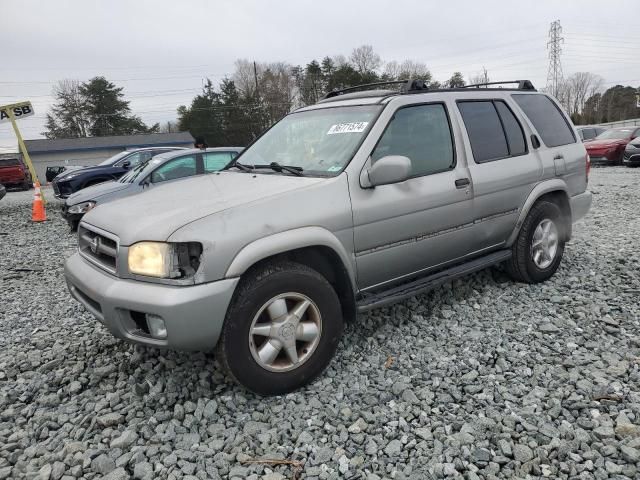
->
554;72;640;125
43;45;640;144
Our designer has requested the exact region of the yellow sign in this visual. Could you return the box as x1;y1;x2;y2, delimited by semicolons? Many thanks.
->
0;101;34;124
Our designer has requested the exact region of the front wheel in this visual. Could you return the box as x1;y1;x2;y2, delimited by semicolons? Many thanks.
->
506;200;566;283
217;261;343;395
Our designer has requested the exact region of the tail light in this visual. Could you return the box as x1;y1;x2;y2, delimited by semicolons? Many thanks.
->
585;153;591;184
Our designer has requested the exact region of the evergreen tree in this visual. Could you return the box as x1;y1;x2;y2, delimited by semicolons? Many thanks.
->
177;79;224;146
44;76;157;138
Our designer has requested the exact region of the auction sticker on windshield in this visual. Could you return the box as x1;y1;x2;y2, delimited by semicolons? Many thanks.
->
327;122;369;134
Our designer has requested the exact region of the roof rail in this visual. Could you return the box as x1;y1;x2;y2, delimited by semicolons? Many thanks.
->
461;80;536;91
322;79;429;100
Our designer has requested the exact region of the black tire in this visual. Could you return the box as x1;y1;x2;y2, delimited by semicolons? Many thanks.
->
21;181;31;191
505;200;566;283
218;261;343;395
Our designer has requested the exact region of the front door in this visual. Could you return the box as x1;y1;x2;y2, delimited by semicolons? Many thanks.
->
350;102;476;290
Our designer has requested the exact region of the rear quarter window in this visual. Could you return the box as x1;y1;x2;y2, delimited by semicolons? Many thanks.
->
512;94;576;147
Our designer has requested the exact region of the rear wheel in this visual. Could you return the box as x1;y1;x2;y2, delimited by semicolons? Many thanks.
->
506;200;566;283
218;261;343;395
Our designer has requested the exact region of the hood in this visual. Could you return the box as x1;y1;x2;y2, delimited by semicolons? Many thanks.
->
585;139;627;149
82;172;324;245
66;180;130;205
56;164;115;180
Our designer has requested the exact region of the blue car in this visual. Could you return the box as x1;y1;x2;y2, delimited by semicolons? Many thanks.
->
62;147;243;229
52;147;185;199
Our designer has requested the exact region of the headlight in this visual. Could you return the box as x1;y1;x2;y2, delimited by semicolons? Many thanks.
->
128;242;202;279
67;201;96;214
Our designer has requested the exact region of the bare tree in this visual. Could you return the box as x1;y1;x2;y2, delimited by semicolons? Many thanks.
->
159;120;180;133
44;79;91;138
383;60;432;82
556;72;604;120
349;45;381;74
469;67;490;87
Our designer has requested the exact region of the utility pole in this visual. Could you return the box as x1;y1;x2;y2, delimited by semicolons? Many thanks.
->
253;61;260;101
546;20;564;98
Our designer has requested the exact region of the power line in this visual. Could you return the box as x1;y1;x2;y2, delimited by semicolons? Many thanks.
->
546;20;564;97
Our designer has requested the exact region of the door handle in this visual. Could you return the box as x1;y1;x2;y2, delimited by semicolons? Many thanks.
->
455;178;470;188
553;154;564;160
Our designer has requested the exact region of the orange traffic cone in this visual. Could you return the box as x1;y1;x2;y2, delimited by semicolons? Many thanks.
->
32;182;46;222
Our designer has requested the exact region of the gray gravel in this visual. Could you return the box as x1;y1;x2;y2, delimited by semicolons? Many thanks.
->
1;168;640;479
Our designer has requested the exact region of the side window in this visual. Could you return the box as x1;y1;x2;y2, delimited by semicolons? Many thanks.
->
150;155;197;183
203;152;234;172
494;101;526;156
371;103;454;177
512;94;576;147
458;101;509;162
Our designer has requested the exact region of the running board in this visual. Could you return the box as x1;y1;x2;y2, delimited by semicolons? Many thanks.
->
356;249;512;312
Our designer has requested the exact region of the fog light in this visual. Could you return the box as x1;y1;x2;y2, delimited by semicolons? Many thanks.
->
146;314;167;339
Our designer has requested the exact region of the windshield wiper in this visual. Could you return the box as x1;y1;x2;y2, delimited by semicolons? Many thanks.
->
224;159;254;173
266;162;304;176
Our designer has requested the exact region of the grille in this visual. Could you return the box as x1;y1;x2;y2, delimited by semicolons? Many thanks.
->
78;225;119;274
52;182;60;196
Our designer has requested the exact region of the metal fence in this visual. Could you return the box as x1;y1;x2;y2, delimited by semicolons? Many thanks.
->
593;118;640;128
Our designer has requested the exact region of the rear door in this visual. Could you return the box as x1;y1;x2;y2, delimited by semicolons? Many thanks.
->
512;94;585;196
456;98;541;250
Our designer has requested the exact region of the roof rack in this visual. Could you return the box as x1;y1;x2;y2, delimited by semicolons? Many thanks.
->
461;80;536;91
322;79;429;100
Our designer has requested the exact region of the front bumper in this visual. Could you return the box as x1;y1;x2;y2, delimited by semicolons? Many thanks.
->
64;253;239;351
570;191;592;223
61;204;83;228
52;180;73;199
623;152;640;166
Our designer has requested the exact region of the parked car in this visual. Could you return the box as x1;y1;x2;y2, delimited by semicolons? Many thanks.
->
46;165;84;183
52;147;185;199
65;79;591;395
62;147;243;230
0;184;6;201
576;126;607;142
584;126;640;165
623;137;640;167
0;157;32;190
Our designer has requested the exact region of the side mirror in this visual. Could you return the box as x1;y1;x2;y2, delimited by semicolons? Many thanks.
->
122;161;131;169
361;155;411;188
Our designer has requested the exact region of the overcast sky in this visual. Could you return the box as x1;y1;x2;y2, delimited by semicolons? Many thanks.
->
1;0;639;152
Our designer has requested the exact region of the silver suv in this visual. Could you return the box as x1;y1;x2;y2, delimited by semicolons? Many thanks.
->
65;79;592;395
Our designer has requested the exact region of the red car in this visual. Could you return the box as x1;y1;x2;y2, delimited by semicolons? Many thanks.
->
585;126;640;165
0;157;32;190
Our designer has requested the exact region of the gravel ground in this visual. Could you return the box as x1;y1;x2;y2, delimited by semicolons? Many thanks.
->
1;169;640;480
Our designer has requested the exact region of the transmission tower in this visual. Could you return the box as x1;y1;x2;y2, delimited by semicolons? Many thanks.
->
546;20;564;97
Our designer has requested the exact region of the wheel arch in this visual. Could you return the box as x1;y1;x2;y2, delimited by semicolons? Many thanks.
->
507;180;572;247
225;227;357;321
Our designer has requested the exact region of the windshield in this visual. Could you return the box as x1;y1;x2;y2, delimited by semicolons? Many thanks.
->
98;151;130;166
237;105;381;175
595;129;633;140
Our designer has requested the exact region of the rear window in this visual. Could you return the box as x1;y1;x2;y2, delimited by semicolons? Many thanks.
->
0;159;21;167
512;94;576;147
